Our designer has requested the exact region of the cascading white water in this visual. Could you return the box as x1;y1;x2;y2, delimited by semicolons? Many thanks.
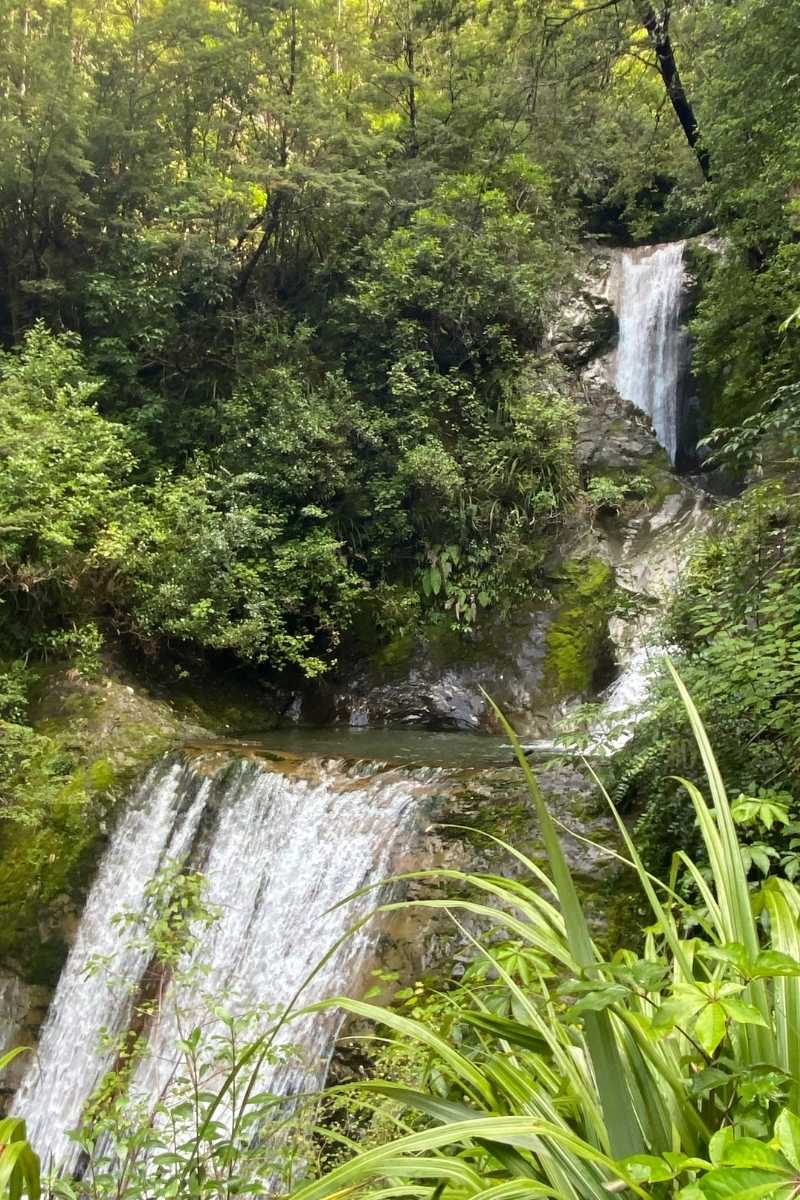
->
606;241;689;463
134;757;426;1109
12;760;211;1172
11;753;429;1173
588;488;712;752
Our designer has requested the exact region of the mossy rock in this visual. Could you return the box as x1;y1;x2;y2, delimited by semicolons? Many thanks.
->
543;558;615;698
0;668;191;984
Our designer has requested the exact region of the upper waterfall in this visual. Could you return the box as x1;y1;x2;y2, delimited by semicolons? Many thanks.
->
606;241;689;465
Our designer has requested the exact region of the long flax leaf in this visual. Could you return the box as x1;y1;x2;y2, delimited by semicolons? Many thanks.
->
305;997;495;1107
582;760;694;981
763;877;800;1110
287;1118;651;1200
485;695;645;1159
666;669;769;1005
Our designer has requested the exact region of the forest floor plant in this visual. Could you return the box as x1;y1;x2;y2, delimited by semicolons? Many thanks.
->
283;666;800;1199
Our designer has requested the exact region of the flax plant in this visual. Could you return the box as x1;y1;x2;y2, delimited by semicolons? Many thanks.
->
288;665;800;1199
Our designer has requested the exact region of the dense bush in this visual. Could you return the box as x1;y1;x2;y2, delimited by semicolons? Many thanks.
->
0;305;581;677
617;480;800;877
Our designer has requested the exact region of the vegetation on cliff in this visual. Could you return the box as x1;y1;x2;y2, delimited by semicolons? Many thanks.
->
0;0;795;690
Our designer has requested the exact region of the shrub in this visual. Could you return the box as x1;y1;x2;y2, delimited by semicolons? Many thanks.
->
283;671;800;1199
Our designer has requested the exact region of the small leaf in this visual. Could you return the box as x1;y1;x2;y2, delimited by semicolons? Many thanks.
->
751;950;800;978
695;1001;727;1055
776;1109;800;1172
567;985;629;1017
719;996;768;1027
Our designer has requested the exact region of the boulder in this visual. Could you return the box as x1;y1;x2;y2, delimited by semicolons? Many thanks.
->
548;290;618;368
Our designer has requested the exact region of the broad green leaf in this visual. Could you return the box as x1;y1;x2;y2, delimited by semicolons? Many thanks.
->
695;1001;727;1055
775;1109;800;1172
695;1167;794;1199
719;996;768;1026
709;1126;736;1166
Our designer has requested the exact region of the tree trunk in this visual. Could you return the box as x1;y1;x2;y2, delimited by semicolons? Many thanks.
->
639;2;710;180
404;33;418;157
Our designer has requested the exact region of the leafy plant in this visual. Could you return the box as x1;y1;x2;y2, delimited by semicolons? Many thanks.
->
621;478;800;877
0;1050;40;1200
281;669;800;1199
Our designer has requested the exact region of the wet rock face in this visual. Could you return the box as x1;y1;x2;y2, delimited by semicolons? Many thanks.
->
548;290;618;368
0;973;50;1102
298;554;617;736
300;610;557;735
576;372;670;474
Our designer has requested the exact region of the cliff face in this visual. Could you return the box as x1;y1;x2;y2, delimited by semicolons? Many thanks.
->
291;240;708;739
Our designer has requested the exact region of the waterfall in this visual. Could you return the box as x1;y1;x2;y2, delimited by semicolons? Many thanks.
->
133;757;424;1108
12;760;211;1172
606;241;689;464
587;488;712;752
11;753;429;1173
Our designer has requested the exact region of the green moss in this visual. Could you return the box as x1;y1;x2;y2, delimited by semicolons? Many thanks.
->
0;759;110;981
544;558;615;698
370;632;417;675
0;669;185;984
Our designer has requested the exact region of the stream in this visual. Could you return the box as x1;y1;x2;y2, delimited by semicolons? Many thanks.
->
3;237;716;1173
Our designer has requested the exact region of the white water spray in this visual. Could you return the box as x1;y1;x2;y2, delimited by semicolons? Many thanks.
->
11;755;428;1173
12;761;210;1172
606;241;689;463
135;758;426;1106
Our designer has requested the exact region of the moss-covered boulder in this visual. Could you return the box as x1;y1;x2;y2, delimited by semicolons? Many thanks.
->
543;558;615;698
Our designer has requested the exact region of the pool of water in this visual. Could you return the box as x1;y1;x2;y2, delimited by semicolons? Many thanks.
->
183;726;549;769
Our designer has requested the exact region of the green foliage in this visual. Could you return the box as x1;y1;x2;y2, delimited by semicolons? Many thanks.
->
281;676;800;1199
98;466;361;675
691;247;800;429
0;705;114;981
686;0;800;428
698;383;800;475
0;1056;40;1200
0;660;176;983
0;324;133;649
621;480;800;877
349;173;566;368
584;474;655;516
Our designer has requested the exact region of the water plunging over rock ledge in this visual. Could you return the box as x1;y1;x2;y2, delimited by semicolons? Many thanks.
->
604;241;690;466
4;736;614;1173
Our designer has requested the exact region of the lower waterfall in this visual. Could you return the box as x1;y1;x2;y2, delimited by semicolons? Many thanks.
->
11;753;431;1174
11;760;210;1170
606;240;689;464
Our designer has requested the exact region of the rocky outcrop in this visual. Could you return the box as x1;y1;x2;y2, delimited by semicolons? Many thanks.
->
297;609;555;734
576;369;671;474
294;553;618;738
548;290;618;368
0;974;49;1098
